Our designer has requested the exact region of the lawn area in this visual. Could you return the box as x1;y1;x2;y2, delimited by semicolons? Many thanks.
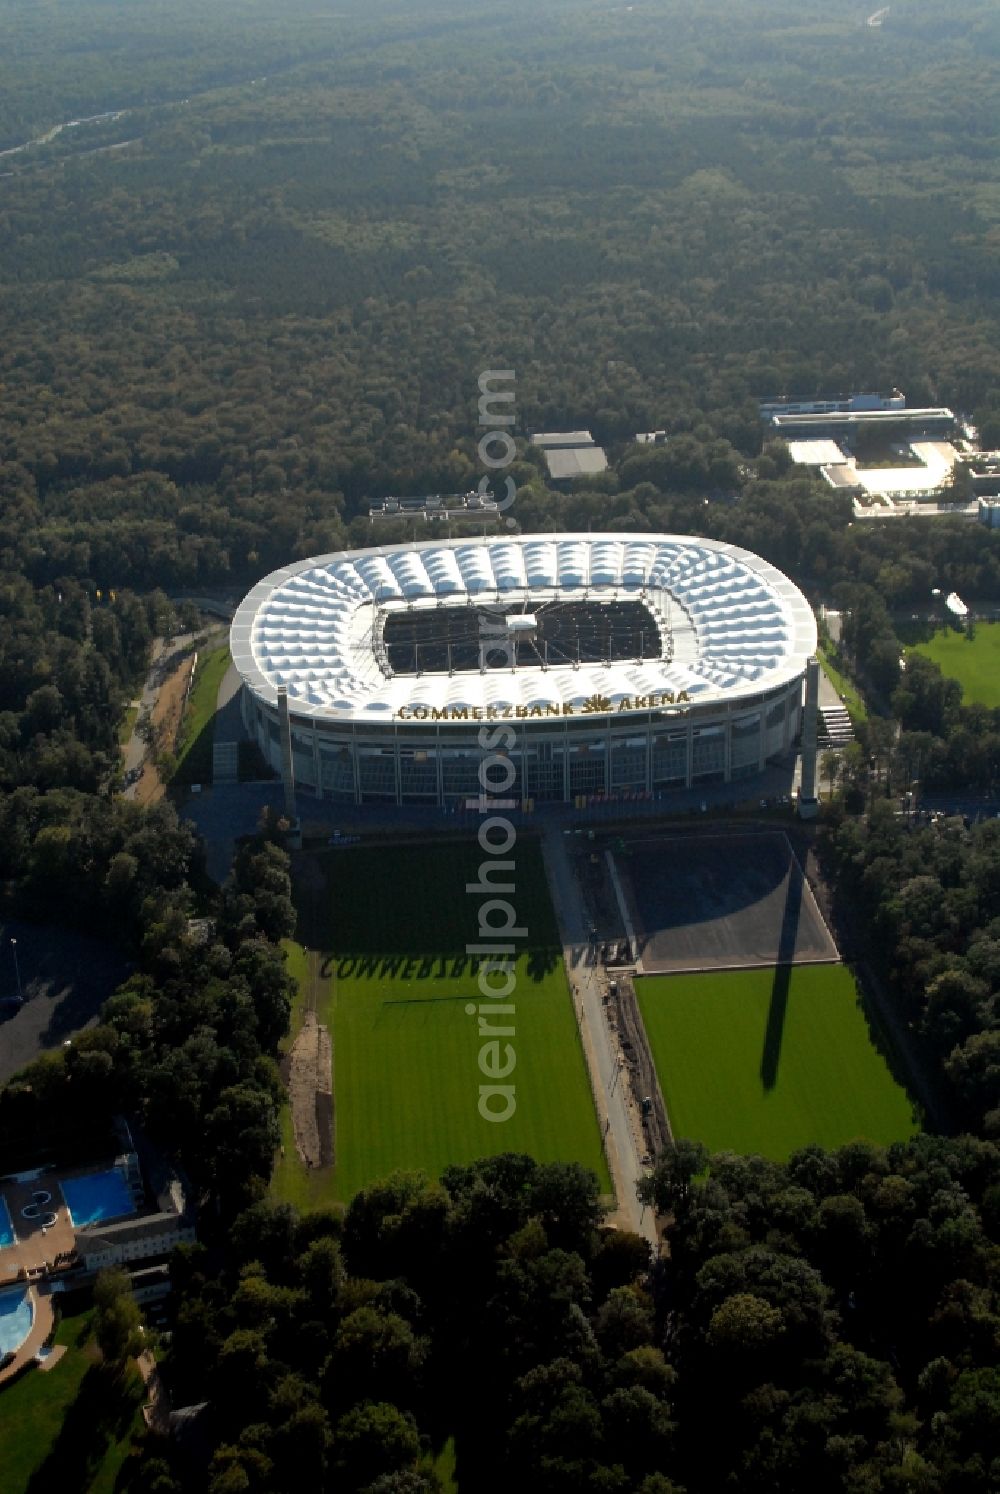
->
171;641;231;785
273;840;609;1207
907;621;1000;707
429;1435;458;1493
636;964;919;1161
117;702;139;749
0;1306;146;1494
817;645;868;723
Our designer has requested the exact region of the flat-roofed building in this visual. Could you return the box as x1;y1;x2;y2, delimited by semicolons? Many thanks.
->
968;454;1000;497
758;391;905;420
543;446;609;482
530;430;608;483
785;439;849;467
770;407;955;442
530;430;598;449
78;1212;196;1271
821;464;864;494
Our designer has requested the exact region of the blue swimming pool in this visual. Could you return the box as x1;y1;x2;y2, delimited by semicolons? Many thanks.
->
60;1168;135;1228
0;1288;33;1358
0;1195;14;1250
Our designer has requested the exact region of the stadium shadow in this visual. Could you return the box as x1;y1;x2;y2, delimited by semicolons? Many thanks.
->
759;858;804;1091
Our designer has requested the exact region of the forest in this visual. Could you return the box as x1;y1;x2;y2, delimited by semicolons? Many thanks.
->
1;1;1000;1489
0;0;999;599
147;1138;1000;1491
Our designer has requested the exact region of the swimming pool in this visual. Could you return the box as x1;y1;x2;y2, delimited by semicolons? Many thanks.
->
0;1195;14;1250
60;1168;135;1228
0;1288;33;1358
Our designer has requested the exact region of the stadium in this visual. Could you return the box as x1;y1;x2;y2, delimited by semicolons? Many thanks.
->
230;533;817;806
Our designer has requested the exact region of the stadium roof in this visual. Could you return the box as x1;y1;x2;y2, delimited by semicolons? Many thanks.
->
231;534;817;724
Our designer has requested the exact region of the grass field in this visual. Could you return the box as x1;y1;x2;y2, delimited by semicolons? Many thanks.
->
907;621;1000;707
636;965;919;1160
274;840;609;1206
171;641;230;785
0;1307;145;1493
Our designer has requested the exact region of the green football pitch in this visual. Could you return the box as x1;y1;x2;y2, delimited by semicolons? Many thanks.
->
279;839;609;1205
907;621;1000;707
636;965;919;1160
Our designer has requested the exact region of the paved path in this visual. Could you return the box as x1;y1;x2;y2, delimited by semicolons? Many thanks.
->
169;594;236;621
121;637;168;793
0;920;131;1084
818;663;846;712
541;825;657;1247
181;782;287;883
821;608;843;645
121;631;202;799
138;1348;171;1435
214;660;247;750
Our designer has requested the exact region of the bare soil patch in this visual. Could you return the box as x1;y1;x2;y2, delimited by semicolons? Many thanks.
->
135;652;196;806
286;1012;334;1169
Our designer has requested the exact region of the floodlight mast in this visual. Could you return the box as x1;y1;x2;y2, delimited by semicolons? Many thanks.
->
11;937;22;1003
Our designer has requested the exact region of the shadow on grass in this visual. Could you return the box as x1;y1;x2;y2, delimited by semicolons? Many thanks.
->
853;967;928;1134
320;945;561;984
759;859;804;1091
26;1363;144;1493
171;717;215;787
302;841;561;956
894;619;968;647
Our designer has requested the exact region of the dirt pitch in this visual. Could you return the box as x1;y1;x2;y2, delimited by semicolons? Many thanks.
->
612;831;839;974
286;1011;334;1169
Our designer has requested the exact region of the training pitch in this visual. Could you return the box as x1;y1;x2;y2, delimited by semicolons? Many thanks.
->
636;965;919;1160
613;832;839;972
284;839;609;1205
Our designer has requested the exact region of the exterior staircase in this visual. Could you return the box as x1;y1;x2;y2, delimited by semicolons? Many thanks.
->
212;741;239;784
818;705;854;748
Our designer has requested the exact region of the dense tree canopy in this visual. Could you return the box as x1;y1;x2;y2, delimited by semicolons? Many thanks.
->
0;0;999;600
151;1137;1000;1492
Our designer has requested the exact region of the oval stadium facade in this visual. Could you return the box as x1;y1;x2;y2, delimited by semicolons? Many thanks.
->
230;533;817;806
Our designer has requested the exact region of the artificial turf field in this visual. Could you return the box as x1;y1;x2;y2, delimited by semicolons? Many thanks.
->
636;965;919;1160
618;833;838;973
907;621;1000;707
286;839;609;1204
